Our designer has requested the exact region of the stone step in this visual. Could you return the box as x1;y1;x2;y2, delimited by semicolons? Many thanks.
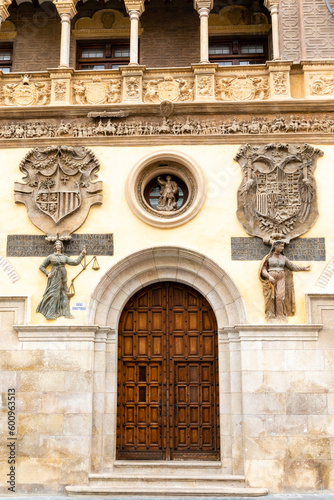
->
109;460;230;476
66;484;269;497
87;473;247;488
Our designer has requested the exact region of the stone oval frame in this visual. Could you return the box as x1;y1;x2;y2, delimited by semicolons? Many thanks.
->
126;150;207;228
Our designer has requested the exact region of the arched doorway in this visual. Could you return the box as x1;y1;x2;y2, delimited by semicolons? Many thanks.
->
117;281;219;461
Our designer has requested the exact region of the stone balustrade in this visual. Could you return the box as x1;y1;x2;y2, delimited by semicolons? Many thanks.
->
2;61;334;107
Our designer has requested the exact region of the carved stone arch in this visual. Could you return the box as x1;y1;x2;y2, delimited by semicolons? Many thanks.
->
87;246;247;328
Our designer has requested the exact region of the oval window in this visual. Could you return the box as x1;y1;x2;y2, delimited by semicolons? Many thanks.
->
144;175;189;212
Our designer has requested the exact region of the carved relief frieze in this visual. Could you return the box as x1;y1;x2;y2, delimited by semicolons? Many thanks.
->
0;74;50;106
272;72;289;96
215;76;269;101
14;146;103;240
235;143;323;244
309;74;334;95
73;78;121;104
143;77;194;103
2;114;334;140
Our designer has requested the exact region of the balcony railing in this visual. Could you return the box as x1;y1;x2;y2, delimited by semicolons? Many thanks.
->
0;61;333;108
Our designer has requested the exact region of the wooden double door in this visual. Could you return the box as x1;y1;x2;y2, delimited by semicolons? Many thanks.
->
117;282;220;461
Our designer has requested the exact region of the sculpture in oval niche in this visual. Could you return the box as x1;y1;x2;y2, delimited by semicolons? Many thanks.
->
157;175;179;211
235;143;323;245
14;146;103;241
259;240;310;323
37;240;86;320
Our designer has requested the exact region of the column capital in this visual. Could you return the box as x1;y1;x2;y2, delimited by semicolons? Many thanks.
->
193;0;213;13
0;0;12;21
53;0;77;18
124;0;145;16
264;0;280;11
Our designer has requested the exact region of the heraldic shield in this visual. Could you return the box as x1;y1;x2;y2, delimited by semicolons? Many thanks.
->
14;146;103;240
235;143;324;245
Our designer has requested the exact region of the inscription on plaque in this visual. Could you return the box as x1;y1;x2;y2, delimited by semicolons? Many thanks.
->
231;237;326;261
7;234;113;257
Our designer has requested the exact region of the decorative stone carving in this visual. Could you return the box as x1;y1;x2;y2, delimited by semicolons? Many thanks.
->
37;240;86;320
54;80;67;102
126;153;206;228
14;146;103;241
209;5;270;35
143;77;194;103
309;74;334;95
1;74;50;106
303;0;334;59
272;72;289;96
3;114;334;140
156;176;179;211
125;76;141;100
215;76;269;101
197;76;213;98
0;0;12;21
0;20;17;40
235;143;323;244
280;0;301;61
73;78;121;104
72;9;135;38
259;240;310;322
123;0;145;14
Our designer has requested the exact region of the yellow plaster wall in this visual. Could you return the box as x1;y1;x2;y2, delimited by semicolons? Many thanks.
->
0;144;331;326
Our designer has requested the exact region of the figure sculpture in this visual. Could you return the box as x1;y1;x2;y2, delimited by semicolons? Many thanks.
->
156;175;178;211
37;240;86;320
259;240;310;322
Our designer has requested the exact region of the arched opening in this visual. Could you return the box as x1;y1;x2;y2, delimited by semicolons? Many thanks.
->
209;0;272;66
87;246;247;327
117;281;220;461
87;247;246;473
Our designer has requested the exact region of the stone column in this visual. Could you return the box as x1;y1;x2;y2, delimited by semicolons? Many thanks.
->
53;0;77;68
264;0;280;60
124;0;145;66
194;0;213;64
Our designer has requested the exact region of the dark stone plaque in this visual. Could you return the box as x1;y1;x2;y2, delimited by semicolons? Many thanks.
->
7;234;114;257
231;237;326;261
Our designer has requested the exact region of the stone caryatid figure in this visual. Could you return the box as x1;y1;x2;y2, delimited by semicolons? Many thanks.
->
37;240;86;320
259;240;310;322
156;175;178;211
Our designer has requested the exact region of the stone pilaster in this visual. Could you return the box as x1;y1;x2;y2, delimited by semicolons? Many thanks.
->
120;65;145;103
267;60;292;99
48;67;74;105
192;63;218;101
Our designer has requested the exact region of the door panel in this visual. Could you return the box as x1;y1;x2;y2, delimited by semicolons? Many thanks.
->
117;282;219;461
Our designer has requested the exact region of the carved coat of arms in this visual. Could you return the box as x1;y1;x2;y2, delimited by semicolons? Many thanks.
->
235;143;323;244
14;146;103;240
